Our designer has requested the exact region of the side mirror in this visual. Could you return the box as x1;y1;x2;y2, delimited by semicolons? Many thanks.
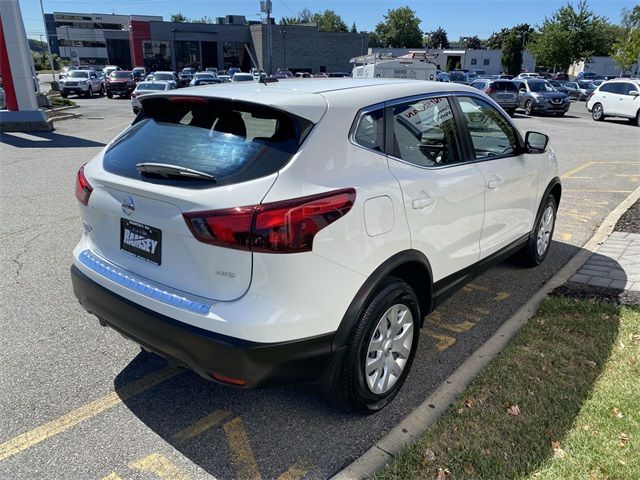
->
525;131;549;154
629;90;639;97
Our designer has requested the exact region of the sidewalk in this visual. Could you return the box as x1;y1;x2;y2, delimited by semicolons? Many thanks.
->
568;199;640;300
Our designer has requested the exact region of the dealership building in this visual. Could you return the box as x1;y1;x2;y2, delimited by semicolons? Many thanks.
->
44;11;368;73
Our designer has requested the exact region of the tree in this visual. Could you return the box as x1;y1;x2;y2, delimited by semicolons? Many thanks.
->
612;5;640;72
195;16;214;24
29;38;47;53
501;32;523;75
368;31;383;48
427;27;449;49
466;35;482;49
280;8;347;32
530;0;618;72
373;6;423;48
313;10;348;32
350;22;357;33
170;12;188;23
487;24;535;50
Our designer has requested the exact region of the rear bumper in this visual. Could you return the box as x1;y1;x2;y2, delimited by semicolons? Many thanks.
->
71;265;334;388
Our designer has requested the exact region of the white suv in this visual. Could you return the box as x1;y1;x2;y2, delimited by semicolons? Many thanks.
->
587;79;640;126
59;69;105;98
71;79;561;413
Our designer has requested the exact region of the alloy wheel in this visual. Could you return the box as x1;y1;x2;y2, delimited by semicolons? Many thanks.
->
536;206;554;257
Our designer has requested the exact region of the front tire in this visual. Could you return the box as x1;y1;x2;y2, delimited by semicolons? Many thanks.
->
99;85;105;96
331;278;420;414
107;91;113;99
60;91;68;98
517;196;557;267
524;100;534;116
592;103;604;121
85;86;92;98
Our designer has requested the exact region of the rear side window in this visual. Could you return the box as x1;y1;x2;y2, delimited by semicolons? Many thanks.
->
390;96;463;167
353;108;384;152
623;83;639;95
103;97;313;188
491;81;517;91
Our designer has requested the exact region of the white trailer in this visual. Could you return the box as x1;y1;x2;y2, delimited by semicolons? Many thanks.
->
351;52;438;81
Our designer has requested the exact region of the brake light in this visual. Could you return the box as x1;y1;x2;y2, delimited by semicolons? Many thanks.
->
183;188;356;253
75;164;93;206
170;96;207;104
486;86;496;95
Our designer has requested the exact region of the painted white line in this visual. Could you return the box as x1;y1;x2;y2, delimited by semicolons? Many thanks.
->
332;184;640;480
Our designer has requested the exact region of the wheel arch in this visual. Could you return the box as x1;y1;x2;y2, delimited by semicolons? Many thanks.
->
532;177;561;242
319;250;434;392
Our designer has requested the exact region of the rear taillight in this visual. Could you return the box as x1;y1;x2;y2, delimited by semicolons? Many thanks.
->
75;164;93;206
183;188;356;253
486;87;496;95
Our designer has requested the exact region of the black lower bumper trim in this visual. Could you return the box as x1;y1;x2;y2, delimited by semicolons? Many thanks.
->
71;265;334;388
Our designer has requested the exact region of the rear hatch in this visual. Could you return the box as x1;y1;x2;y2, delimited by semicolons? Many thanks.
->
490;81;518;103
82;94;318;301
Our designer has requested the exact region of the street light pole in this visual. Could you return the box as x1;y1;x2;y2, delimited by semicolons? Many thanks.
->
38;0;56;81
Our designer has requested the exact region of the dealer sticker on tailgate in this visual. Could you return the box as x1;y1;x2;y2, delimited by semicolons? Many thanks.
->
120;219;162;265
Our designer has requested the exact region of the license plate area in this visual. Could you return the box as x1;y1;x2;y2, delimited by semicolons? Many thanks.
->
120;219;162;265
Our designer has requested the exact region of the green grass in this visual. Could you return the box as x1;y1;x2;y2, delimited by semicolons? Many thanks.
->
376;296;640;480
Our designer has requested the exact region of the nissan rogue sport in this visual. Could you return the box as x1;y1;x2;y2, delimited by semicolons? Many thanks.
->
71;79;561;413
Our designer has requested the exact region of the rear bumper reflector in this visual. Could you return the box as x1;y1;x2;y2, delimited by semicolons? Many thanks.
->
78;250;213;314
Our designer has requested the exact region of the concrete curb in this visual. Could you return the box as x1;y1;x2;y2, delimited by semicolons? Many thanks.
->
332;185;640;480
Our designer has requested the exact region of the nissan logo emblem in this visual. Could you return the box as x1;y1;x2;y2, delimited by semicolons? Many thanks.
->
121;196;135;216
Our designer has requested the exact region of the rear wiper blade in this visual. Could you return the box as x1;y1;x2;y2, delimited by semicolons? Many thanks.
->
136;163;216;181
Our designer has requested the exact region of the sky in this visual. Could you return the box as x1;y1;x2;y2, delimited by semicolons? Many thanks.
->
20;0;637;40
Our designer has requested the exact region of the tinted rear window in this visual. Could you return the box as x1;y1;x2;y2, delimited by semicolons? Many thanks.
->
103;97;313;188
491;81;517;91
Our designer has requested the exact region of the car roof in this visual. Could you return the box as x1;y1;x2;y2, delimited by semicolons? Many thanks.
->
606;78;640;84
143;78;479;122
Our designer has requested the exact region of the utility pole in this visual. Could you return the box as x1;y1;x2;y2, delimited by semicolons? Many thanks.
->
260;0;272;74
38;0;56;81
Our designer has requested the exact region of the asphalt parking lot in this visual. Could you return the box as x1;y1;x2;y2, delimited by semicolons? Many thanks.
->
1;93;639;480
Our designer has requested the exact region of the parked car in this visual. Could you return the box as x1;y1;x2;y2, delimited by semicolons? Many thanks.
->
563;81;596;101
131;81;173;114
587;79;640;126
537;72;553;79
276;69;293;78
514;79;570;116
189;73;223;86
70;79;560;413
217;74;231;83
231;73;254;82
552;72;569;81
179;67;198;87
106;71;135;98
103;65;121;79
449;71;471;84
59;69;105;98
548;80;570;94
469;79;519;115
147;71;178;89
205;67;218;74
436;71;451;82
516;73;541;79
328;72;350;78
132;67;147;82
577;71;599;81
592;79;606;87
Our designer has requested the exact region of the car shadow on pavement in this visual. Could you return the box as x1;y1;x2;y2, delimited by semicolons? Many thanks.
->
0;131;106;149
114;241;627;479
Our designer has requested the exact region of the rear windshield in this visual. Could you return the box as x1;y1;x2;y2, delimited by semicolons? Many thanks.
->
491;81;517;91
69;71;89;78
112;72;132;79
136;83;166;91
154;73;174;80
103;97;314;188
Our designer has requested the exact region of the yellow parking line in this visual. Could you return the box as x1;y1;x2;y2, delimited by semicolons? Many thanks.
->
101;473;123;480
564;189;633;193
276;461;311;480
129;453;189;480
424;329;456;352
557;232;573;242
463;283;489;292
428;318;476;333
0;367;180;462
473;307;490;315
224;417;261;480
493;292;509;302
173;410;232;443
561;162;595;179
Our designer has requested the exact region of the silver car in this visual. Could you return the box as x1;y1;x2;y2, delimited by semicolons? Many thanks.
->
469;79;519;115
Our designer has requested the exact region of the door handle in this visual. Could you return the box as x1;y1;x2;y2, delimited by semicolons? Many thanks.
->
487;176;504;190
412;196;434;209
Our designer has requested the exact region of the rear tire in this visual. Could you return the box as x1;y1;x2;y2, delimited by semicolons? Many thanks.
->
592;103;605;121
331;278;420;414
516;196;557;267
506;108;516;116
107;92;113;99
60;91;68;98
